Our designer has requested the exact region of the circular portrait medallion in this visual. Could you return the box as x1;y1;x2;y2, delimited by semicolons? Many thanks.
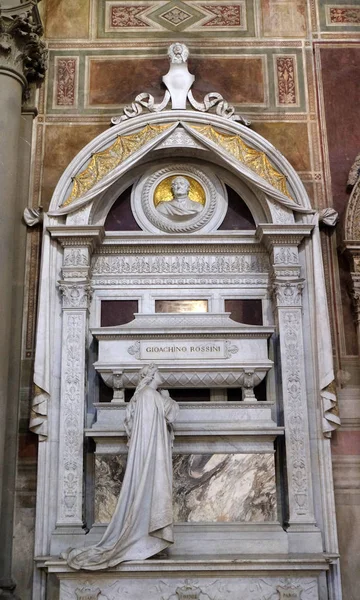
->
131;162;227;233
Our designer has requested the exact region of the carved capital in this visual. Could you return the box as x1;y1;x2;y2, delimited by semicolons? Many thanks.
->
0;2;47;91
272;280;304;308
59;281;92;309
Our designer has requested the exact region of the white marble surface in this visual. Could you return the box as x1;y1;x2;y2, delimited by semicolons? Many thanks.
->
58;575;320;600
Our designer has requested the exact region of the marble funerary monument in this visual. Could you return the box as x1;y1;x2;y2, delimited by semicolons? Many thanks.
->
30;43;342;600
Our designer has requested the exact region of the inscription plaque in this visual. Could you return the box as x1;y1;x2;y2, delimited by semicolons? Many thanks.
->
140;340;227;360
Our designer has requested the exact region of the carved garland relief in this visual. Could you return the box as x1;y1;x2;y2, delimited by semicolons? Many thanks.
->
61;312;84;520
282;309;309;516
92;254;270;275
61;577;318;600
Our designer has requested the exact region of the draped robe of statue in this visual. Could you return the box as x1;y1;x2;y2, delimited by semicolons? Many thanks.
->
67;373;179;570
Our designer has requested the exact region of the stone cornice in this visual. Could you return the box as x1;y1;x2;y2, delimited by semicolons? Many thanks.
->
48;225;105;250
0;1;47;90
256;224;314;250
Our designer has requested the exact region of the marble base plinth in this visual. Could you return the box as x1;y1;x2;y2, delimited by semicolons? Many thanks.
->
43;557;331;600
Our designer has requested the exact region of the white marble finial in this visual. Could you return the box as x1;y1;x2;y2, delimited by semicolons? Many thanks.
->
111;42;250;126
163;42;194;110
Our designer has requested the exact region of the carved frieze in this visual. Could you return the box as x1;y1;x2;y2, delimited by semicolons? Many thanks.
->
60;577;319;600
92;253;269;275
120;370;264;390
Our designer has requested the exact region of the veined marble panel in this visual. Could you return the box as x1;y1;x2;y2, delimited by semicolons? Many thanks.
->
94;455;126;523
173;453;276;522
95;453;276;523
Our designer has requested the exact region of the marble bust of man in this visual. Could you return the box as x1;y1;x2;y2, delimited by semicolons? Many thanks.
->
156;176;204;220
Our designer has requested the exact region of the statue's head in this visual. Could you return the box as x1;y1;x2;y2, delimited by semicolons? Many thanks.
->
171;176;190;198
168;42;189;64
137;363;162;391
139;363;158;380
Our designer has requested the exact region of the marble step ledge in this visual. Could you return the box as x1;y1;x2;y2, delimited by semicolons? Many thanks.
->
87;429;283;454
92;401;279;428
43;553;331;575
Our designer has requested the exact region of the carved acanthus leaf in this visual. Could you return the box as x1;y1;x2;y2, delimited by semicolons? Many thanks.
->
59;282;92;309
0;4;47;91
272;281;304;307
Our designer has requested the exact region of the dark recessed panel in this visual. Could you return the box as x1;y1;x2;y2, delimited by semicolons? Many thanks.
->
104;186;141;231
219;185;256;230
225;299;263;325
101;300;138;327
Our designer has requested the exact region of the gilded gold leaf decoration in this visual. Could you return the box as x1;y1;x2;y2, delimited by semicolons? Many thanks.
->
191;125;293;200
154;175;205;207
63;124;172;206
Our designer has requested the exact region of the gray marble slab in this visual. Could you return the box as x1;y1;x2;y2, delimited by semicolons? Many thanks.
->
95;453;276;524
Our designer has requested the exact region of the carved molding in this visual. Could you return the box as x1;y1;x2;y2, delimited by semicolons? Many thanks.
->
0;2;47;91
92;276;268;287
118;369;265;391
92;254;270;276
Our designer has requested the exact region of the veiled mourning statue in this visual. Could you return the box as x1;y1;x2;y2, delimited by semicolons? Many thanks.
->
67;364;179;570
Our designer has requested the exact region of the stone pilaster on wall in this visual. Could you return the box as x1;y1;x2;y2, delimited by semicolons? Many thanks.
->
0;3;46;598
58;280;92;527
49;228;104;536
258;225;322;551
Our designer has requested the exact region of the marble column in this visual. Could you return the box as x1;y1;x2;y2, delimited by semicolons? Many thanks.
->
0;2;46;597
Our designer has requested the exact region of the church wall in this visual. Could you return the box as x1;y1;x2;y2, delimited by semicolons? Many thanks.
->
11;0;360;598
